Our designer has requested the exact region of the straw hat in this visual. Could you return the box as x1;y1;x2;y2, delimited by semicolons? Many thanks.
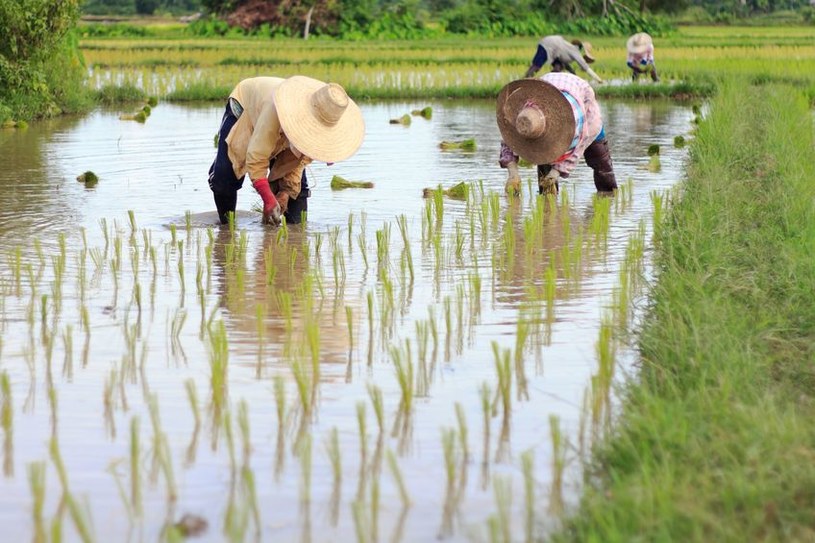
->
275;76;365;163
571;39;595;63
627;32;653;55
496;79;576;165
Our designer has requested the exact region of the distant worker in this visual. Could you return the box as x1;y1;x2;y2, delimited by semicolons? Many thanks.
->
525;35;603;84
626;32;659;82
497;72;617;196
208;76;365;226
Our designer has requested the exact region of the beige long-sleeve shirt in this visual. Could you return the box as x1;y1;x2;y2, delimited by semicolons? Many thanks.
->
538;36;602;83
225;77;311;200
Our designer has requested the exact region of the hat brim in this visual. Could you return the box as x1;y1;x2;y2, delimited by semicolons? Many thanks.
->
275;76;365;163
496;79;576;165
582;41;596;63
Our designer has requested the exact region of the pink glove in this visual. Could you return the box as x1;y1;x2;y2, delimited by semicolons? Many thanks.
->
252;178;282;225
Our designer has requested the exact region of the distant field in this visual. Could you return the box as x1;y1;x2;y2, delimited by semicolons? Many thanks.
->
79;26;815;100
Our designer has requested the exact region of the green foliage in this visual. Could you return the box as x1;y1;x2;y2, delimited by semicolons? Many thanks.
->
0;0;90;120
78;23;150;37
94;83;147;104
180;0;672;39
186;14;245;36
81;0;203;16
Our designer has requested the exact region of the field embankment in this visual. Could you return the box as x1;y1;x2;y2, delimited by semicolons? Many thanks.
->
555;81;815;541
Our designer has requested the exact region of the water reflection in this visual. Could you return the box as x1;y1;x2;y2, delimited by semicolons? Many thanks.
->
0;98;693;543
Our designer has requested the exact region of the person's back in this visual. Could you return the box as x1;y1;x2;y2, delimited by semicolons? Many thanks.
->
525;35;603;83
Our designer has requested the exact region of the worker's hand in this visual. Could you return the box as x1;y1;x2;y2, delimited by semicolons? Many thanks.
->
539;168;560;196
276;191;290;215
252;177;283;226
505;162;522;196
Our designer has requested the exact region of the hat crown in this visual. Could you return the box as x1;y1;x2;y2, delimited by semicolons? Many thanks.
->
311;82;349;126
516;106;546;139
632;32;651;47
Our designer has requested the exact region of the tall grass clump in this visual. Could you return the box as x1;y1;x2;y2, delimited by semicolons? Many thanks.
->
555;81;815;541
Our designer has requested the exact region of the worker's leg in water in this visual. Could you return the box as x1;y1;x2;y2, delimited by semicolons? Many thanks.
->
583;127;617;192
208;103;243;225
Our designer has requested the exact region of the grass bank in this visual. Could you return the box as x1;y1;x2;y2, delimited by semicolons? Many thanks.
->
555;81;815;540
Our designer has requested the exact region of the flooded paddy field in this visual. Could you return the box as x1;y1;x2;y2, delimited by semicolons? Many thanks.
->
0;99;692;542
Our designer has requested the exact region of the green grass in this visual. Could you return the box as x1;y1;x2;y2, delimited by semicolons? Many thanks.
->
78;26;815;102
555;80;815;541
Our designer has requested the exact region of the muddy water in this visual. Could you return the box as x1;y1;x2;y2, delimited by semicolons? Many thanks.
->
0;99;691;542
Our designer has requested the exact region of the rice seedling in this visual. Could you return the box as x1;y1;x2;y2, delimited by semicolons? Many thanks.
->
237;400;251;466
103;368;117;440
60;325;74;379
548;414;566;515
439;427;459;539
490;475;512;543
223;474;250;543
370;476;381;543
223;408;237;475
183;379;201;466
594;317;617;424
147;394;177;501
411;106;432;119
421;181;468;200
351;499;369;543
297;432;313;507
241;464;261;536
330;175;374;190
291;357;314;424
480;382;491;472
49;435;95;543
454;402;469;464
129;416;142;517
439;138;476;151
521;450;535;542
28;461;47;543
1;371;12;477
396;215;414;283
389;114;411;125
272;376;287;478
323;427;342;526
208;320;229;416
356;401;369;499
492;343;512;461
305;320;321;408
390;342;415;453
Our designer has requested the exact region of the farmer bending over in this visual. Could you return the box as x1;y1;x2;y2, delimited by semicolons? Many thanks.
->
497;72;617;196
208;76;365;225
525;35;603;84
626;32;659;83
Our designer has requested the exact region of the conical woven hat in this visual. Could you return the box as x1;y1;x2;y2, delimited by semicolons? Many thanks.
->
275;76;365;163
496;79;576;165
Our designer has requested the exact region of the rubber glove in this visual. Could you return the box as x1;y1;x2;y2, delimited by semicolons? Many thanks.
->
252;178;282;226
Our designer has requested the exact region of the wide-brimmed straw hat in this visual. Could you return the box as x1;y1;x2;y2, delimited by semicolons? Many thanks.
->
571;39;595;63
275;76;365;163
496;78;576;165
627;32;653;55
